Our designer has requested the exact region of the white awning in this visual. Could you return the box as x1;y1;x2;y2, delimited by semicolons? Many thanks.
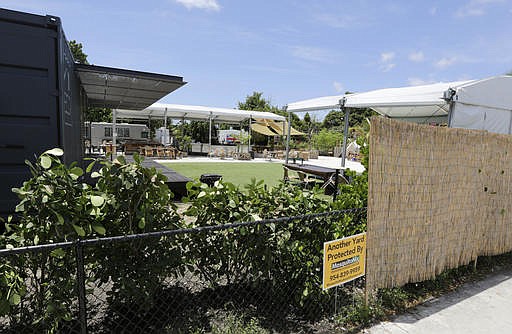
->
114;103;286;123
287;95;344;112
344;80;473;119
286;80;474;121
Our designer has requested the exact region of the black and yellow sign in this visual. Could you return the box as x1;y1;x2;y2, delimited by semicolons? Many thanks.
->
322;232;366;290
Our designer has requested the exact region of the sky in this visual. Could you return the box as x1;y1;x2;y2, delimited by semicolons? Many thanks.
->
3;0;512;112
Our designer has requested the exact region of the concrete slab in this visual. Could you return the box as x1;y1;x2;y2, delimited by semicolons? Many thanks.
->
364;268;512;334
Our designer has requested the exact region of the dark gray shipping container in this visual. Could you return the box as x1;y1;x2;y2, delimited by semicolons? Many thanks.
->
0;8;82;215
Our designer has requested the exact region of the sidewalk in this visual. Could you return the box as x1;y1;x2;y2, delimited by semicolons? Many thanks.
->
364;268;512;334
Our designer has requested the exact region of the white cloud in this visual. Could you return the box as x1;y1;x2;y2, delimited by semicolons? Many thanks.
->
435;57;457;68
409;51;425;62
380;52;395;63
291;46;337;63
174;0;220;11
379;52;396;72
333;81;344;93
381;63;396;72
455;0;504;18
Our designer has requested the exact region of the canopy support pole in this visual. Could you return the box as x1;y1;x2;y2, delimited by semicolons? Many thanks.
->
248;115;252;153
341;100;349;168
164;107;168;128
208;112;212;158
285;106;291;164
112;108;117;160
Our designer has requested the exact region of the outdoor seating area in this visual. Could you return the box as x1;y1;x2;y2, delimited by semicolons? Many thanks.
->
138;145;184;159
262;149;318;162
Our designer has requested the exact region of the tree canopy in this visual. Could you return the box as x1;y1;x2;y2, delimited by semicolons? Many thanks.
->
69;40;89;64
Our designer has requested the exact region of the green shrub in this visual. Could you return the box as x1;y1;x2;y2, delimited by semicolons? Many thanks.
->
0;149;182;331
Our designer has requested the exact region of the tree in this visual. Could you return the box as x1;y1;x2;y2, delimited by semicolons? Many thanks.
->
322;108;377;131
69;40;89;64
322;110;344;130
238;92;271;111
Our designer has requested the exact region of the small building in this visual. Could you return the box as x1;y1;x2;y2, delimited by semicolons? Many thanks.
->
85;122;150;150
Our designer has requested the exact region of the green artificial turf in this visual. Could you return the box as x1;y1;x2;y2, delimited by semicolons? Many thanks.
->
161;162;285;189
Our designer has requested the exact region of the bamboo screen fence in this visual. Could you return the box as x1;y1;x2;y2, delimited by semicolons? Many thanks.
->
366;117;512;290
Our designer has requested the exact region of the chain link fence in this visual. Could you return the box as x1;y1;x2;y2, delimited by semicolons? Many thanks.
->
0;208;366;333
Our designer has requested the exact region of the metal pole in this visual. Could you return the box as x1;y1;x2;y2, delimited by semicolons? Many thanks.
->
112;108;117;160
248;115;252;153
75;240;88;334
164;107;168;128
333;169;340;200
285;106;291;163
341;104;349;168
208;112;212;157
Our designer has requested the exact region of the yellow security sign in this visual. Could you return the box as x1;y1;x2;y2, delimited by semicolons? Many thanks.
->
322;232;366;290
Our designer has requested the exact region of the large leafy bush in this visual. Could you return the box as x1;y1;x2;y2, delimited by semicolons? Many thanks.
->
0;149;181;331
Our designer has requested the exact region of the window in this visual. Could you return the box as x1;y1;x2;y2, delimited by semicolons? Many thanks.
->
104;127;112;137
118;128;130;138
141;131;149;139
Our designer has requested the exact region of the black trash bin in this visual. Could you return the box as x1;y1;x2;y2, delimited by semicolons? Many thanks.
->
200;174;223;187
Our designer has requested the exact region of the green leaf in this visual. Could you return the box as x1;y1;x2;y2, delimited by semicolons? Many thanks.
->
138;217;146;229
69;167;83;178
50;248;66;258
54;212;64;225
72;224;86;237
33;235;39;245
9;294;21;306
14;200;26;212
90;195;104;207
44;148;64;156
91;171;101;178
92;223;106;235
86;160;96;173
115;156;126;165
198;191;206;198
40;155;52;169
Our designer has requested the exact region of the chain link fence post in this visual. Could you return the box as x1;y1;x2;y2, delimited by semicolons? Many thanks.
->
75;240;88;334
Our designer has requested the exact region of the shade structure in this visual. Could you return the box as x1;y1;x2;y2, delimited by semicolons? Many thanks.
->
287;76;512;134
76;64;186;110
285;75;512;168
268;121;304;136
287;95;344;112
251;123;280;136
343;80;473;122
114;103;286;123
251;119;304;136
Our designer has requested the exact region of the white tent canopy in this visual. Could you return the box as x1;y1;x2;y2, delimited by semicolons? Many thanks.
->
286;75;512;166
111;103;285;156
287;76;512;132
287;95;344;113
287;80;474;120
344;80;473;121
114;102;286;123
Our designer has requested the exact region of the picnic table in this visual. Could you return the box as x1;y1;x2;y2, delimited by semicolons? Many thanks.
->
283;163;347;199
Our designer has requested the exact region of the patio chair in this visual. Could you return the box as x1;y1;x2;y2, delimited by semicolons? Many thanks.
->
263;149;272;161
144;146;154;157
156;146;165;158
165;147;176;159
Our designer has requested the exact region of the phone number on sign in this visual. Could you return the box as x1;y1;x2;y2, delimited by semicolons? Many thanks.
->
329;266;360;282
